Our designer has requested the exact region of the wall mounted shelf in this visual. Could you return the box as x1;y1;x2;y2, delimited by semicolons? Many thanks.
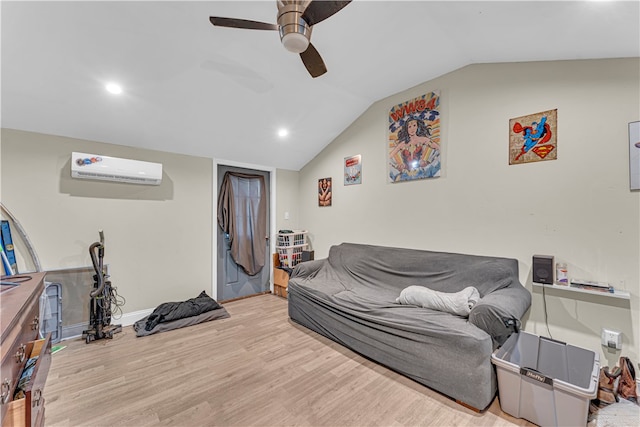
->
533;282;630;300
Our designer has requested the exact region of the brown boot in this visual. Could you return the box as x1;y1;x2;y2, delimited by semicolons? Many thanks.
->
617;357;638;403
597;366;619;405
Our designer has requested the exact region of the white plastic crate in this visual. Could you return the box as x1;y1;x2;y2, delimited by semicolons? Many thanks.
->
277;230;308;247
491;331;599;427
276;244;307;268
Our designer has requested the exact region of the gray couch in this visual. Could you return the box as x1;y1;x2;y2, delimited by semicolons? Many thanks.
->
287;243;531;410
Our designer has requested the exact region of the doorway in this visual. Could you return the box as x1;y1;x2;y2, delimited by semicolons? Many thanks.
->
216;164;272;301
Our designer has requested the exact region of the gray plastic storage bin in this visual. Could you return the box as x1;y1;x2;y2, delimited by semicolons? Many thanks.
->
40;282;62;343
491;331;599;427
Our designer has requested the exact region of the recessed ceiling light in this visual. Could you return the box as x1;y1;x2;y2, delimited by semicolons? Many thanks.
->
278;128;289;138
105;83;122;95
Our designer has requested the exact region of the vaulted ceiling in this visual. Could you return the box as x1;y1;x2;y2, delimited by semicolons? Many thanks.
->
2;1;638;170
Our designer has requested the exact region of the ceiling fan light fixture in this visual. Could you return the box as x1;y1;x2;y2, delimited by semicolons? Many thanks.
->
278;3;312;54
209;0;351;77
282;32;309;53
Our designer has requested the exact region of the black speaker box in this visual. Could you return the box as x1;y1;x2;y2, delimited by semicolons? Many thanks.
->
533;255;554;284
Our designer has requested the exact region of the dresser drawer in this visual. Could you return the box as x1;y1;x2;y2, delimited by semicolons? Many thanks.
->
1;297;40;423
2;334;52;427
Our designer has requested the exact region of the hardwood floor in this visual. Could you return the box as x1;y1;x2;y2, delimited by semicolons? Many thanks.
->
44;294;532;426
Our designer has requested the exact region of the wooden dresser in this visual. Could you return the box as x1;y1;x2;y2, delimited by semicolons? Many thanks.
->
1;272;52;427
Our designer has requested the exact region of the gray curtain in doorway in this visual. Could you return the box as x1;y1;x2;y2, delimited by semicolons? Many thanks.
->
217;172;267;276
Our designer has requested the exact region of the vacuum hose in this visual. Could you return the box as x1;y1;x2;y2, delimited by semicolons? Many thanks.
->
89;241;105;298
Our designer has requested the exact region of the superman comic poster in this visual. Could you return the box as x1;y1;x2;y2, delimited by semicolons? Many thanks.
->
388;92;441;183
509;109;558;165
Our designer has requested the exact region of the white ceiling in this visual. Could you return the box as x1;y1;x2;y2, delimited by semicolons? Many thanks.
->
2;1;639;171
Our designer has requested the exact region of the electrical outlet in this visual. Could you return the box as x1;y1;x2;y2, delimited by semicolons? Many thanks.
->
601;328;622;350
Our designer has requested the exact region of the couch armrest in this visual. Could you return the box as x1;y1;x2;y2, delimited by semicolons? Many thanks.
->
291;259;325;280
469;285;531;346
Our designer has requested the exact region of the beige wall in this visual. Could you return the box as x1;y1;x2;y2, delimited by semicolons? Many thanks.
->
1;129;213;314
2;59;638;367
297;58;640;366
275;169;300;234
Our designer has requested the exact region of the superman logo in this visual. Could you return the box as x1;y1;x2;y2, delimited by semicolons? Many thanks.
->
532;145;555;159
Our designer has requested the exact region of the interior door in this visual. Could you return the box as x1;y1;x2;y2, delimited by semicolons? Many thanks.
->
217;165;270;301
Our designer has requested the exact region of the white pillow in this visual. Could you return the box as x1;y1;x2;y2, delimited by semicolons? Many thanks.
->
395;286;480;317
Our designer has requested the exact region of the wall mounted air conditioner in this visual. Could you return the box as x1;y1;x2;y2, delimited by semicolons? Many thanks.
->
71;152;163;185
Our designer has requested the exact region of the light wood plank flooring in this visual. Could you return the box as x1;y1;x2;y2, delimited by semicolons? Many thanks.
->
45;294;533;426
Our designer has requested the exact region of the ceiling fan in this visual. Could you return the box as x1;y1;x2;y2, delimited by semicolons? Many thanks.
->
209;1;351;78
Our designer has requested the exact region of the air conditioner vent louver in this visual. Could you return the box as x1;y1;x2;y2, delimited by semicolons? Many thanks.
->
71;152;163;185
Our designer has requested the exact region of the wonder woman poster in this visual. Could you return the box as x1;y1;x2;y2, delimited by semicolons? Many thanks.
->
388;92;441;183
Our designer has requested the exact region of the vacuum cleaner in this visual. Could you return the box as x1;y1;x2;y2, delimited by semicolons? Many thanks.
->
83;230;123;343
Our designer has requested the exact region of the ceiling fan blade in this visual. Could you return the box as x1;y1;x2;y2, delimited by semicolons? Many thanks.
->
301;1;351;26
300;43;327;78
209;17;278;31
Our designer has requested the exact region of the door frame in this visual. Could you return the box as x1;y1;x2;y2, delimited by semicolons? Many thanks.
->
212;158;277;301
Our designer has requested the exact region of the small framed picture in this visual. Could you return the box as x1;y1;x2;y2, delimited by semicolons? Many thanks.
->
630;121;640;190
509;109;557;165
318;177;332;207
344;155;362;185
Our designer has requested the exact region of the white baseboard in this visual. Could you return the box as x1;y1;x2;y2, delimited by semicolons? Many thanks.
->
60;308;154;341
116;308;153;327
